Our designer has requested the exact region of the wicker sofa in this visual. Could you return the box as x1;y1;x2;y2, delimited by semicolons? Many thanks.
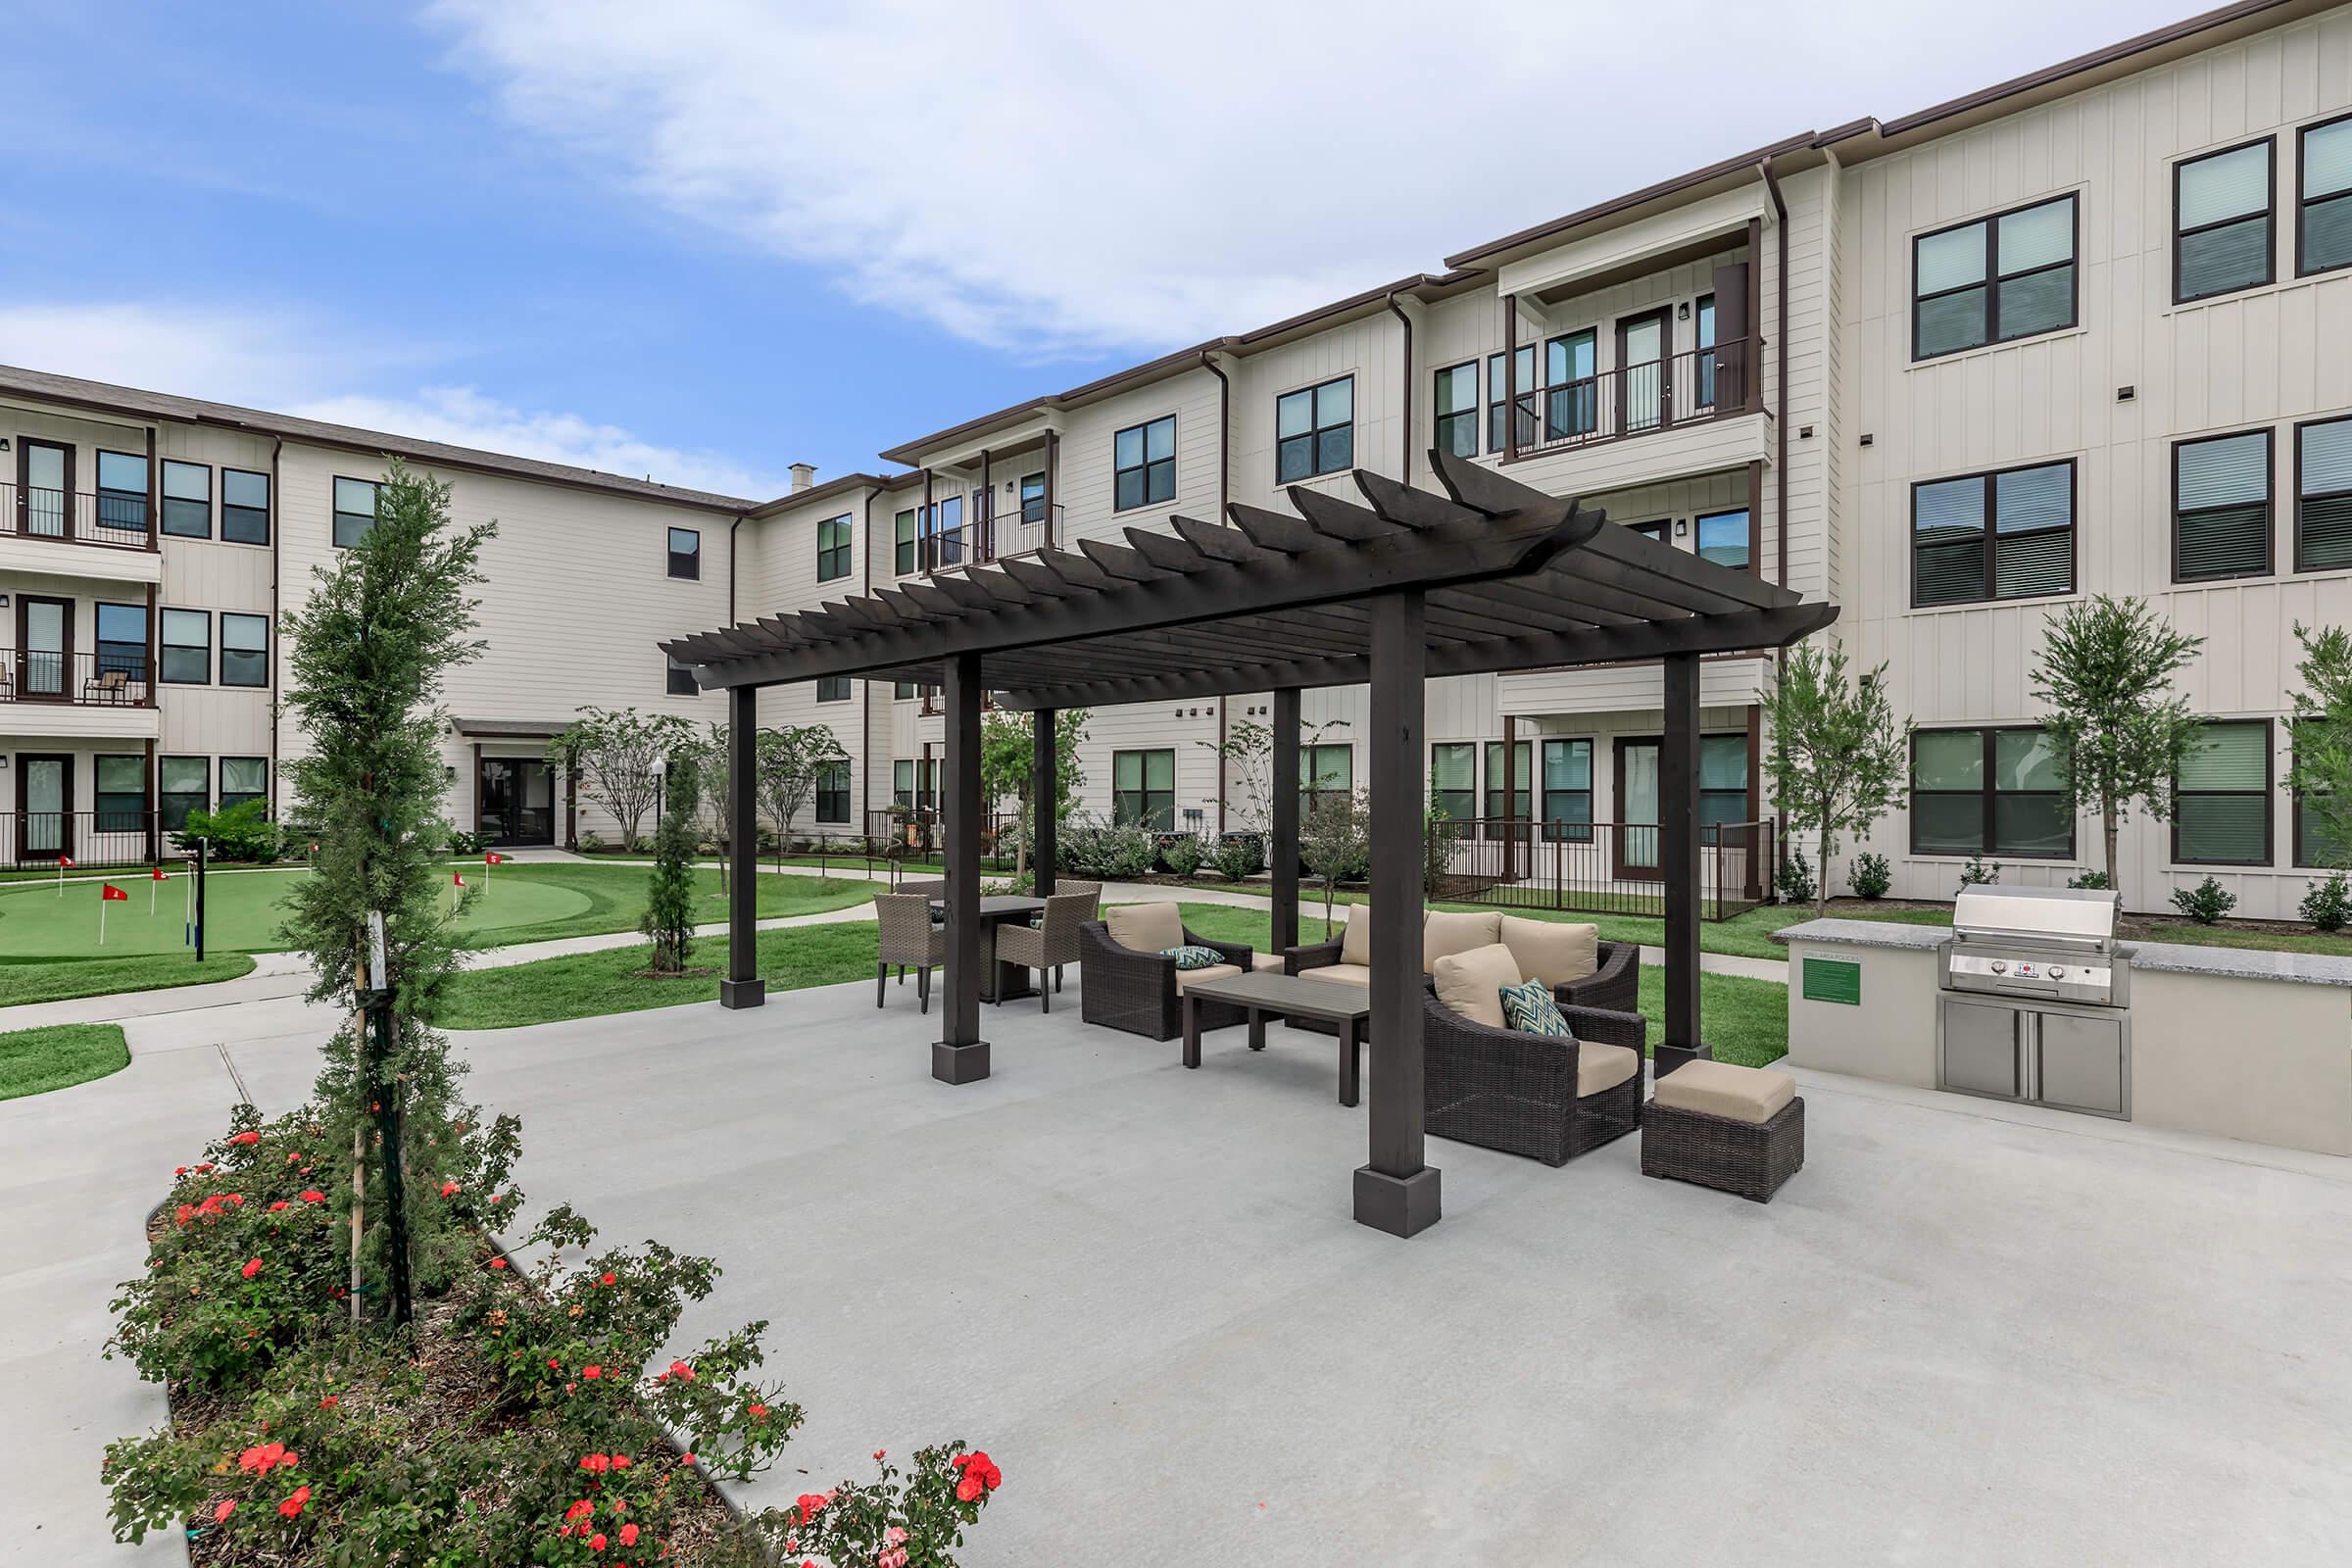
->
1283;906;1640;1031
1077;902;1270;1041
1421;980;1646;1164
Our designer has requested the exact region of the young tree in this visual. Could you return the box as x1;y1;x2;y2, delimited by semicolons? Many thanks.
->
642;753;701;974
1757;642;1907;919
1197;715;1348;838
757;724;851;861
277;460;494;1320
696;718;735;891
979;708;1090;888
548;707;689;852
2288;622;2352;866
1299;785;1371;927
2030;594;2205;903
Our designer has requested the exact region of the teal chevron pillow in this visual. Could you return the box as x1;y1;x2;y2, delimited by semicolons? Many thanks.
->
1162;944;1225;970
1499;978;1575;1038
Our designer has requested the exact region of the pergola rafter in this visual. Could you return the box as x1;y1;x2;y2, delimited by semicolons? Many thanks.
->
673;450;1837;1241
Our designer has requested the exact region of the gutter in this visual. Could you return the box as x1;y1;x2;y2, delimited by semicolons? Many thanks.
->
1385;290;1414;487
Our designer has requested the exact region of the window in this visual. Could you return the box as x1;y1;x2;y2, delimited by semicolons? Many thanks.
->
332;477;379;549
222;467;270;544
1114;416;1176;511
2176;138;2274;303
2174;719;2272;865
1433;364;1479;460
219;758;268;813
666;526;701;579
1628;521;1666;542
1912;194;2077;359
1487;348;1536;453
2174;428;2274;582
220;612;270;688
1699;734;1749;830
161;461;211;538
1912;461;2075;607
816;675;851;703
1430;744;1476;821
1694;294;1718;408
160;609;211;684
1018;472;1047;525
2300;114;2352;275
1542;739;1593;842
895;509;918;575
94;603;147;679
95;756;146;832
1300;743;1352;813
893;681;915;701
1544;331;1597;441
1910;727;2073;858
158;757;209;831
1695;509;1751;571
665;656;699;696
927;496;963;565
1112;749;1175;831
2291;721;2347;868
1278;375;1353;481
97;450;149;533
2296;416;2352;572
815;760;852;824
1484;740;1531;823
814;514;853;582
894;760;914;809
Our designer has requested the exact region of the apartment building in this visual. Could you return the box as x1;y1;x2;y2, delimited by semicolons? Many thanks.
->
0;367;746;856
731;0;2352;917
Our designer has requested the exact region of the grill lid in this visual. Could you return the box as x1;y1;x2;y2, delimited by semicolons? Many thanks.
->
1951;885;2118;949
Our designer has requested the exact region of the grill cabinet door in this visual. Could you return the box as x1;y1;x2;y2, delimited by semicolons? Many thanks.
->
1941;996;2023;1099
2035;1011;2126;1115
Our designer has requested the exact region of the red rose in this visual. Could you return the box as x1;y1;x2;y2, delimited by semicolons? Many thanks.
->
213;1499;235;1523
439;1181;459;1198
582;1364;602;1379
174;1166;189;1177
748;1403;766;1418
489;1258;508;1270
318;1396;337;1409
794;1494;827;1522
300;1190;325;1202
230;1131;260;1146
565;1499;594;1523
278;1484;310;1519
612;1455;630;1469
242;1258;263;1280
619;1523;640;1546
588;1534;607;1551
664;1360;694;1382
599;1271;616;1287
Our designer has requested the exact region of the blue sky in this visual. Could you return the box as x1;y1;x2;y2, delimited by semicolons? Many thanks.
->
0;0;2185;499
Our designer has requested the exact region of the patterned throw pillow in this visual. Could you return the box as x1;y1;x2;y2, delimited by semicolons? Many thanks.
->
1499;978;1576;1038
1161;944;1225;970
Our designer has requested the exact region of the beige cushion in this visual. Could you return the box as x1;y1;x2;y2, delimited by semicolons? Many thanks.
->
1423;909;1501;969
1249;952;1284;972
1339;903;1375;965
1172;962;1242;992
1429;942;1523;1030
1102;902;1184;955
1577;1043;1641;1098
1652;1059;1796;1124
1298;961;1372;988
1500;916;1598;988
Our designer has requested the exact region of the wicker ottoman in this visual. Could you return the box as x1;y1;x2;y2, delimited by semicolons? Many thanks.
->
1640;1059;1804;1202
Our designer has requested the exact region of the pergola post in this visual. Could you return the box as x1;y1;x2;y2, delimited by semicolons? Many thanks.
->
1657;651;1707;1076
934;649;990;1084
1355;591;1440;1238
1031;707;1057;896
1270;687;1301;956
718;684;764;1009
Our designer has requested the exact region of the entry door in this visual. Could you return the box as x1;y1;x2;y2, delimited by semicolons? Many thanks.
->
19;596;72;700
19;754;73;860
20;441;72;538
479;759;556;847
1617;310;1670;433
1616;738;1662;878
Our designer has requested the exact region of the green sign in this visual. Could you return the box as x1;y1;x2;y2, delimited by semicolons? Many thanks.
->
1802;956;1862;1005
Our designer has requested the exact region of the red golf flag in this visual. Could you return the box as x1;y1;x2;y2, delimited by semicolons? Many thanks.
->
151;866;167;881
100;883;128;901
485;852;503;865
454;872;466;887
61;856;75;869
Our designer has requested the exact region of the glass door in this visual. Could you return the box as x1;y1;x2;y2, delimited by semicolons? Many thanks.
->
1616;738;1661;878
478;758;557;846
20;754;72;860
1617;311;1669;433
19;596;71;700
20;441;71;537
1545;330;1597;441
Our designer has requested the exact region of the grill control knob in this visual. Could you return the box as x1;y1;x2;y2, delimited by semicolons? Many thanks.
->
2049;964;2067;980
1988;960;2007;974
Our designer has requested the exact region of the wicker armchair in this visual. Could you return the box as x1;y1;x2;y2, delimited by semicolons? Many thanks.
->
1421;986;1646;1165
873;891;945;1012
1286;928;1641;1026
1077;907;1256;1041
992;889;1098;1013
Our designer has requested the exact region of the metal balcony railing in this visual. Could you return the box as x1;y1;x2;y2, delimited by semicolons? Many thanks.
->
920;499;1062;573
1;482;157;551
0;648;156;707
1499;338;1752;463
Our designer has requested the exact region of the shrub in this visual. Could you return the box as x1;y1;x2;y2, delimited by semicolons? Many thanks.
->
1777;847;1815;906
577;830;606;854
1958;854;2001;889
447;827;494;857
1160;836;1205;879
1058;816;1154;880
2067;869;2112;890
1210;834;1264;881
1848;852;1891;901
2302;871;2352;932
172;798;281;863
2171;875;2237;925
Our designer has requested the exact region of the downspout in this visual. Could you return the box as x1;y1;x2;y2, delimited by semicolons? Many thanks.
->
267;433;283;815
861;483;878;836
1761;154;1794;891
1385;290;1414;487
1200;348;1235;837
726;512;746;623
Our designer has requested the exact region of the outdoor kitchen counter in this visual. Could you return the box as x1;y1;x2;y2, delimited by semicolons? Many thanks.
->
1776;918;2352;1156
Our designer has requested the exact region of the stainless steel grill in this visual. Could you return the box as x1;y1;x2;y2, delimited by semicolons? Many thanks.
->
1937;886;2131;1118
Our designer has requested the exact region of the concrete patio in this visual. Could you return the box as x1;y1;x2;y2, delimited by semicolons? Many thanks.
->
11;965;2352;1566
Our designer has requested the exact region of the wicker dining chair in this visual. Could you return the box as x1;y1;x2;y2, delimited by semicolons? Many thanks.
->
1033;879;1101;992
991;889;1096;1013
873;891;945;1012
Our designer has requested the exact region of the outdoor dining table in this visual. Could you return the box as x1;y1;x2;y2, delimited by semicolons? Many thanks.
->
928;895;1048;1003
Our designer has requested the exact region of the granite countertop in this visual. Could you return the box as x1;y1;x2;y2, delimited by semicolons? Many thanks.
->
1774;917;2352;988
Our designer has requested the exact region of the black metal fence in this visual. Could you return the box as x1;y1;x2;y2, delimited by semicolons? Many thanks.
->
1433;817;1774;921
0;810;169;870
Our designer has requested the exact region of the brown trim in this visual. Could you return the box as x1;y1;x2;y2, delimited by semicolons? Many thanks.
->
1744;702;1764;901
143;426;159;552
1446;133;1817;270
16;594;74;702
1907;726;2077;860
471;742;484;839
1199;351;1230;520
1503;296;1520;463
2172;425;2277;583
1911;457;2080;609
143;738;158;862
1614;308;1672;437
1910;191;2081;362
1383;293;1413;486
2295;110;2352;279
1613;736;1663;880
2173;133;2278;305
2294;413;2352;573
2171;717;2276;867
17;753;75;862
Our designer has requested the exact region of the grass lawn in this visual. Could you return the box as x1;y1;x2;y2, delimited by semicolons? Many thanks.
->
2133;921;2352;955
0;1022;130;1100
439;922;879;1030
0;951;257;1009
0;862;869;960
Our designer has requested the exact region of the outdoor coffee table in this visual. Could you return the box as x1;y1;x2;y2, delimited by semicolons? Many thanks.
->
1180;970;1370;1106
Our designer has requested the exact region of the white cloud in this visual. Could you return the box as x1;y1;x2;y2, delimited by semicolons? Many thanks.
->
0;302;779;498
424;0;2179;355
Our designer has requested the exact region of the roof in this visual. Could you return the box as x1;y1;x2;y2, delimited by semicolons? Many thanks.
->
451;716;575;739
663;451;1836;710
0;365;760;514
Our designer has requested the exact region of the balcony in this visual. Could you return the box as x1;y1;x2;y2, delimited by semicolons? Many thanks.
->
919;497;1061;574
1497;339;1751;463
0;482;164;582
0;650;161;739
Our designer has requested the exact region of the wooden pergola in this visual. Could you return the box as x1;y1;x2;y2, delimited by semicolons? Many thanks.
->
664;450;1835;1238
